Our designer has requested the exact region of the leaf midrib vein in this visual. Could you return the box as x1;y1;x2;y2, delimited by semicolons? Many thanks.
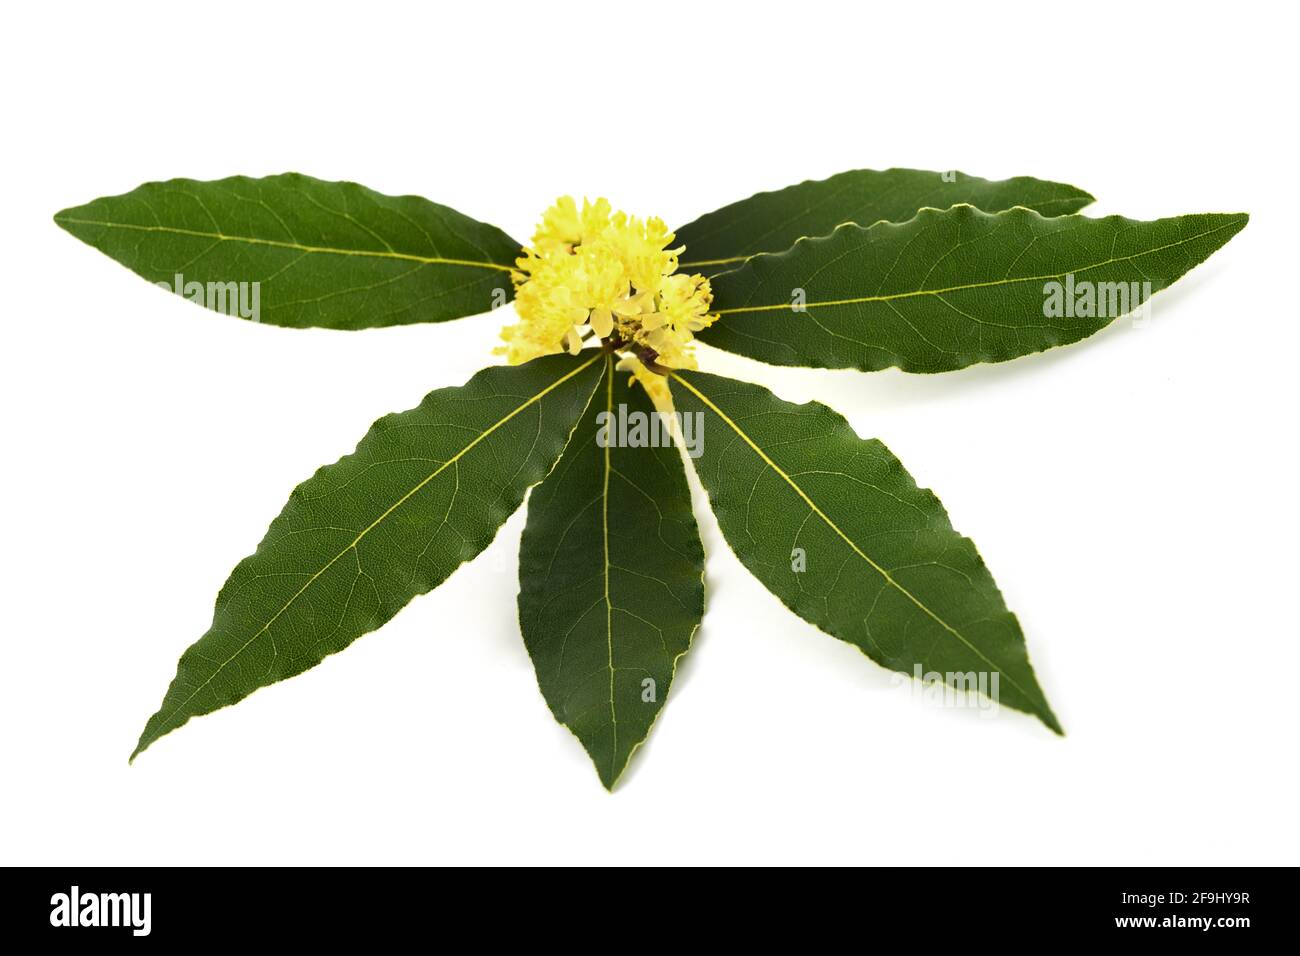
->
142;355;600;749
677;190;1088;272
712;218;1244;315
55;217;516;273
600;358;618;772
671;373;1035;701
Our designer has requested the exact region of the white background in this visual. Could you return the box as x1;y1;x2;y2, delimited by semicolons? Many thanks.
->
2;1;1296;866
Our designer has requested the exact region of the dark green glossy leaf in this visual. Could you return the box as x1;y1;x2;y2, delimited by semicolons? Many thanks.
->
671;370;1059;731
518;357;705;789
132;353;604;760
700;205;1247;372
676;168;1094;277
56;173;520;329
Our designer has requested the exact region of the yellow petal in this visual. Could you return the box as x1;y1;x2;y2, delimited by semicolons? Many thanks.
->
564;327;584;355
589;307;614;338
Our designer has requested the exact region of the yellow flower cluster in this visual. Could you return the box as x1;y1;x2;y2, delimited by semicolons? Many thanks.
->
497;198;717;392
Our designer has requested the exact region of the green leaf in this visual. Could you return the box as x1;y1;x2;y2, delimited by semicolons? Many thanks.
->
55;173;521;329
518;357;705;789
671;370;1059;731
676;168;1094;277
132;353;604;760
700;205;1247;372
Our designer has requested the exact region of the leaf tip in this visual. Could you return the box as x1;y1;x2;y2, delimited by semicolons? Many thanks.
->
129;722;159;764
1039;708;1065;737
594;759;624;792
